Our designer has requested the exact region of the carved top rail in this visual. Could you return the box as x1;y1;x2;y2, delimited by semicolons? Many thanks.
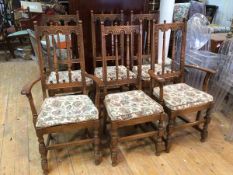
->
102;24;141;35
40;11;79;26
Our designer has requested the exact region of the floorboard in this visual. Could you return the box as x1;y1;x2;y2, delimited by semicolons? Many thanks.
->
0;60;233;175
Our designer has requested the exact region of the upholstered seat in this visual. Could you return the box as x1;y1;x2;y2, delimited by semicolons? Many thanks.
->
36;95;99;128
47;70;93;85
95;65;137;81
132;64;171;81
104;90;163;121
153;83;214;111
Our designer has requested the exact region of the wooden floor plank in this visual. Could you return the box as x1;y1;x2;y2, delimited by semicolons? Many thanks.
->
0;60;233;175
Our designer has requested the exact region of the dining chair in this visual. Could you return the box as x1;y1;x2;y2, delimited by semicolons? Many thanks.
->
91;10;124;71
100;22;165;166
21;22;103;175
130;11;160;89
148;20;216;152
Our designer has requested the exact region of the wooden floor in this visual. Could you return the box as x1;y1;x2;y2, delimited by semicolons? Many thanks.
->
1;59;233;175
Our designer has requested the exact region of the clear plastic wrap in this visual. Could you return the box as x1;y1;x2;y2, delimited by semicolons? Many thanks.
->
186;13;211;51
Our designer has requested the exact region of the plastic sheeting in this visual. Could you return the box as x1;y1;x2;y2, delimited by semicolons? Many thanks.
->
180;13;233;141
186;13;211;51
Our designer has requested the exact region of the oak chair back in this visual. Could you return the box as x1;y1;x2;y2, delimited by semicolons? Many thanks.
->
91;10;124;69
40;11;79;26
34;21;87;98
151;20;187;83
130;11;159;63
100;22;143;90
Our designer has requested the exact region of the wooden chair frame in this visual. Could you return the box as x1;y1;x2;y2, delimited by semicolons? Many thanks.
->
100;24;165;166
100;23;142;90
22;23;104;175
148;20;216;152
91;10;124;69
130;10;159;63
40;11;79;26
130;11;160;89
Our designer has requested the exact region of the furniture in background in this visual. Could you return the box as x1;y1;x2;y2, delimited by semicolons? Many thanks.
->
7;7;37;58
100;23;165;166
206;5;218;23
68;0;147;72
91;10;124;71
149;20;216;152
22;23;103;175
40;11;79;26
130;11;160;88
210;33;228;53
0;23;9;60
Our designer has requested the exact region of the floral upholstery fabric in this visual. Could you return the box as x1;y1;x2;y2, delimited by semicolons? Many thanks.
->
36;95;98;128
47;70;93;85
132;64;171;81
173;3;191;22
95;65;137;81
104;90;163;121
153;83;213;111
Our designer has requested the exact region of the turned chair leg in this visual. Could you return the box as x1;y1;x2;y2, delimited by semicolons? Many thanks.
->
156;116;164;156
94;127;102;165
201;108;212;142
37;133;48;175
196;111;201;121
166;116;175;153
110;126;118;166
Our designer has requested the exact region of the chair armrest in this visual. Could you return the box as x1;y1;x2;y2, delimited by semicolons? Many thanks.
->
184;64;216;75
21;76;41;126
148;69;165;104
184;64;216;92
84;73;104;87
148;69;165;84
21;76;41;96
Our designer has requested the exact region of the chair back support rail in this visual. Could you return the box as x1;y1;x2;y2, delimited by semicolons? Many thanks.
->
91;10;124;69
100;22;143;89
34;21;87;98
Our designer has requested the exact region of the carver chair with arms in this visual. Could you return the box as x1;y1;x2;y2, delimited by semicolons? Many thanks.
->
21;22;103;175
148;20;216;152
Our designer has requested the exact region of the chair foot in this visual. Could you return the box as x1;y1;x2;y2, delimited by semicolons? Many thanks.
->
156;116;164;156
201;108;211;142
37;134;48;175
111;152;118;166
110;127;118;166
94;127;102;165
95;152;102;165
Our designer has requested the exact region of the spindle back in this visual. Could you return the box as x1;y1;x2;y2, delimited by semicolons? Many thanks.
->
91;10;124;69
130;11;159;64
100;23;143;89
151;20;187;83
34;21;88;97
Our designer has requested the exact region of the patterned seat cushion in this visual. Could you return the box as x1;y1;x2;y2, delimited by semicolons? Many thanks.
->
132;64;171;81
153;83;213;111
104;90;163;121
94;66;137;81
36;95;98;128
47;70;93;85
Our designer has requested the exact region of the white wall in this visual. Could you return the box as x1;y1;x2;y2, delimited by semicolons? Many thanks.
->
207;0;233;27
